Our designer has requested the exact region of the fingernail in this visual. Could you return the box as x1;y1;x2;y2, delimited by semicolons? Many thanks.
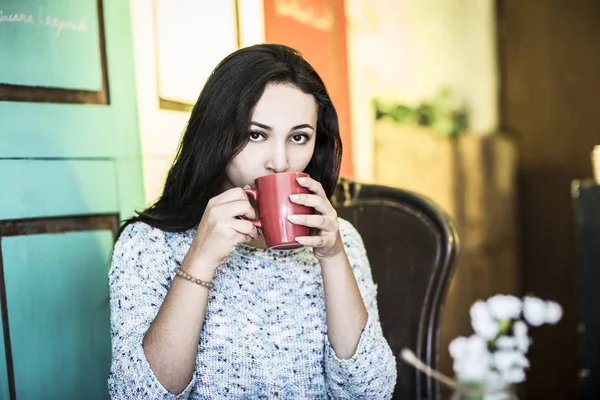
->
289;194;300;200
296;177;307;183
243;185;251;189
288;215;300;221
295;236;308;244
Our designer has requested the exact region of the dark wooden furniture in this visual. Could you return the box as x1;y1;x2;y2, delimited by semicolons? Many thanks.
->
331;178;460;400
572;179;600;400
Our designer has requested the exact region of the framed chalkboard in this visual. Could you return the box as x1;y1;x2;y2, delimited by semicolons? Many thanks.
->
0;0;108;104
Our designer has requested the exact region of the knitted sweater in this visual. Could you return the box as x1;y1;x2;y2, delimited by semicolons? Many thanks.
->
108;218;397;399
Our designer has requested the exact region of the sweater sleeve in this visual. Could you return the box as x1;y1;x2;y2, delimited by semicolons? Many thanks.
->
324;218;398;399
107;222;196;399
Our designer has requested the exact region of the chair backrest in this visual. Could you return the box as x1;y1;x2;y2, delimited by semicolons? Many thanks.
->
331;178;460;400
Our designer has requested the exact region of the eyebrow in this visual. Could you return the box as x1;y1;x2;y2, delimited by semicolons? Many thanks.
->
250;121;315;131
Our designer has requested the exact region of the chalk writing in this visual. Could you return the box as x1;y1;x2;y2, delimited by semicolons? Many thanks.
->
0;10;34;24
0;8;88;38
38;7;88;37
275;0;334;31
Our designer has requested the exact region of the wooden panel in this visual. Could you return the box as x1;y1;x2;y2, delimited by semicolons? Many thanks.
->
0;318;7;400
0;160;119;220
0;105;118;158
2;231;113;399
572;180;600;399
0;0;102;90
0;0;108;104
0;214;118;400
0;0;140;159
497;0;600;397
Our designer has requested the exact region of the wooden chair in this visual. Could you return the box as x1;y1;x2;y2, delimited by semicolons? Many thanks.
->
331;178;460;400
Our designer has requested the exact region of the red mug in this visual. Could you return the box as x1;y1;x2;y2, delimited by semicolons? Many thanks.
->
243;172;312;250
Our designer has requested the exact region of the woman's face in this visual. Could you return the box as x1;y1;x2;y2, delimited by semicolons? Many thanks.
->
223;83;318;190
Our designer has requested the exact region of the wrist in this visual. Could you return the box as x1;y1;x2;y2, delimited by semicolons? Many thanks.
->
181;254;218;280
315;247;347;267
314;235;346;264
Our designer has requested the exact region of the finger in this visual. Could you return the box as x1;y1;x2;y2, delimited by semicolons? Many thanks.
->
289;193;334;215
294;235;328;248
296;176;326;197
230;219;260;239
288;214;337;232
216;199;257;220
209;187;248;206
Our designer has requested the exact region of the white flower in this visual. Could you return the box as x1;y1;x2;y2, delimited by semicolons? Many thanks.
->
495;336;517;350
472;317;499;340
492;349;529;384
486;370;502;385
487;295;522;320
523;297;547;326
513;320;530;353
523;297;564;326
492;350;529;383
451;335;491;381
501;367;526;384
513;320;528;337
493;350;529;372
449;336;468;360
470;300;492;321
546;301;563;324
470;301;499;339
449;295;563;389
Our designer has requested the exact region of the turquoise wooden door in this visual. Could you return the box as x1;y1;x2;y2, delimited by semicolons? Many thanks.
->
0;0;145;399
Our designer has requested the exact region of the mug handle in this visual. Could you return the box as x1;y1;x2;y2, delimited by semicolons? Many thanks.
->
242;188;262;229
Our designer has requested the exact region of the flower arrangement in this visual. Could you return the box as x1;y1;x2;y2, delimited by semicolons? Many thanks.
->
402;294;563;400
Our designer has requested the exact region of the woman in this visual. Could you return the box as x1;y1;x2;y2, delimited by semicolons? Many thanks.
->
108;43;396;399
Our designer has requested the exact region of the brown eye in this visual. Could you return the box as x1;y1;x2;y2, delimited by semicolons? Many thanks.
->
249;131;265;142
291;133;309;144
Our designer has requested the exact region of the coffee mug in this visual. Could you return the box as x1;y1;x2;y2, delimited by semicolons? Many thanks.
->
243;172;312;250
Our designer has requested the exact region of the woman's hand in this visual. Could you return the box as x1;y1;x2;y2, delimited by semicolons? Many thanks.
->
186;187;259;271
288;176;344;260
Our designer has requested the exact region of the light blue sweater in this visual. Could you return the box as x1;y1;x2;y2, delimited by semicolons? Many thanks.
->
108;218;397;399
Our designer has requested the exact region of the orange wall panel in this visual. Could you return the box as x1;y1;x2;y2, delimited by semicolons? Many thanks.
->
263;0;354;177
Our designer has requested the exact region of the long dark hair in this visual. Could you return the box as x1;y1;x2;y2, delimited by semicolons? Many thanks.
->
124;43;342;233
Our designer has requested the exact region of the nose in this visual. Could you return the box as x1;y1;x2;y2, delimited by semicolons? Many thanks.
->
265;142;290;173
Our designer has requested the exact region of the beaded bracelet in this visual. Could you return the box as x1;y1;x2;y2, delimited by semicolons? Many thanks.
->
174;267;215;290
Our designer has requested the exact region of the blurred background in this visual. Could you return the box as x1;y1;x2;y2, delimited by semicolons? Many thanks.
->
1;0;599;399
